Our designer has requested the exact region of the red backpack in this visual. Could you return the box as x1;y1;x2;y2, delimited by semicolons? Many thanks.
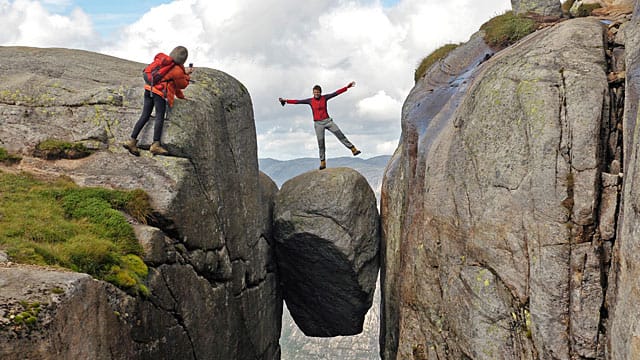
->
142;53;175;87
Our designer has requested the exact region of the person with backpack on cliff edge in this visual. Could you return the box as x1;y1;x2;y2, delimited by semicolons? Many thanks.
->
279;81;361;170
123;46;194;156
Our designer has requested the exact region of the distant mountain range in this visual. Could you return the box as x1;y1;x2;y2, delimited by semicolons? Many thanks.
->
259;155;392;201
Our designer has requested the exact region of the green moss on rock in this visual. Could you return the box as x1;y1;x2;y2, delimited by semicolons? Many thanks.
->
0;147;21;165
573;3;601;17
33;139;92;160
12;301;41;328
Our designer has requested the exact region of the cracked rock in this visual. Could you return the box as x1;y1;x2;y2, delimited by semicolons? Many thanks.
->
381;17;612;360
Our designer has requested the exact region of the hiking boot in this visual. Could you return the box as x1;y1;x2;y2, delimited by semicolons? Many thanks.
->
319;160;326;170
122;138;140;156
351;146;361;156
150;141;169;156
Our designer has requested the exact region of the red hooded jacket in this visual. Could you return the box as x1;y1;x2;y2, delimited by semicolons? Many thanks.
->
145;64;191;107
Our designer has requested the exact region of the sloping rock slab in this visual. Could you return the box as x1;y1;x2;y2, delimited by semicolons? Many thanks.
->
274;167;379;337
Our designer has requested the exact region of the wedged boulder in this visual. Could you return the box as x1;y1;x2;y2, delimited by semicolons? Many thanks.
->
274;167;379;337
0;47;281;359
382;18;613;359
511;0;562;16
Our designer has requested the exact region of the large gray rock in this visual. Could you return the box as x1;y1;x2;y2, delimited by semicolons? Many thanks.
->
260;160;386;360
380;30;495;360
511;0;562;16
0;47;281;359
382;18;614;359
274;167;379;337
608;2;640;358
0;265;137;359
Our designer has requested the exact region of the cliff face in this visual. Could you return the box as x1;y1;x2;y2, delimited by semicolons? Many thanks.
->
0;47;281;359
381;12;634;360
608;0;640;358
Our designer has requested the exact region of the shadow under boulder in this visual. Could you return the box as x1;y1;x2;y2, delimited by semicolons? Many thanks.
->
273;167;379;337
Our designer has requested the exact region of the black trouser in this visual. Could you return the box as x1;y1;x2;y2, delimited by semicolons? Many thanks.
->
131;90;166;142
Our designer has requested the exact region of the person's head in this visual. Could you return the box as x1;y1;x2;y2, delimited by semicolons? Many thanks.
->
313;85;322;99
169;46;188;65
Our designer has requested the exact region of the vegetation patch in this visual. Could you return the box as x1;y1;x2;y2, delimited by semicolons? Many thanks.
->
561;0;576;15
414;43;460;82
0;171;152;296
33;139;92;160
12;301;42;329
0;147;21;166
573;3;601;17
480;11;537;49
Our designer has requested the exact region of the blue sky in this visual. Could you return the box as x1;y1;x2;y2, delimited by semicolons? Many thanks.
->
42;0;172;37
3;0;511;160
45;0;402;37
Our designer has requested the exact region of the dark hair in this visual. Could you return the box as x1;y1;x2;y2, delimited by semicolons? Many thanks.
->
313;85;322;92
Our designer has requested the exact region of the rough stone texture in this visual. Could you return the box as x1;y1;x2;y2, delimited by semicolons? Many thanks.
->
380;31;495;360
599;173;621;241
0;47;281;359
134;225;173;266
592;0;635;18
597;0;636;6
273;167;379;337
381;18;613;359
0;265;137;359
511;0;562;16
608;2;640;359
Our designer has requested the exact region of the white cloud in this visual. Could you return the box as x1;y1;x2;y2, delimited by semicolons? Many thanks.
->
357;91;403;121
0;0;97;48
0;0;512;160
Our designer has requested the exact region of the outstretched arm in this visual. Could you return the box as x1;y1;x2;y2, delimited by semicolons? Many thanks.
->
324;81;356;100
278;97;311;106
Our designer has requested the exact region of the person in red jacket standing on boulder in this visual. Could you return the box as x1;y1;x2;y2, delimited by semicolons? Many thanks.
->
279;82;361;170
123;46;194;156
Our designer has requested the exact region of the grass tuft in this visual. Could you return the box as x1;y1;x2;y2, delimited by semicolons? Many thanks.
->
33;139;92;160
0;171;153;296
480;11;537;49
561;0;576;14
0;147;22;166
414;43;460;83
573;3;601;17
